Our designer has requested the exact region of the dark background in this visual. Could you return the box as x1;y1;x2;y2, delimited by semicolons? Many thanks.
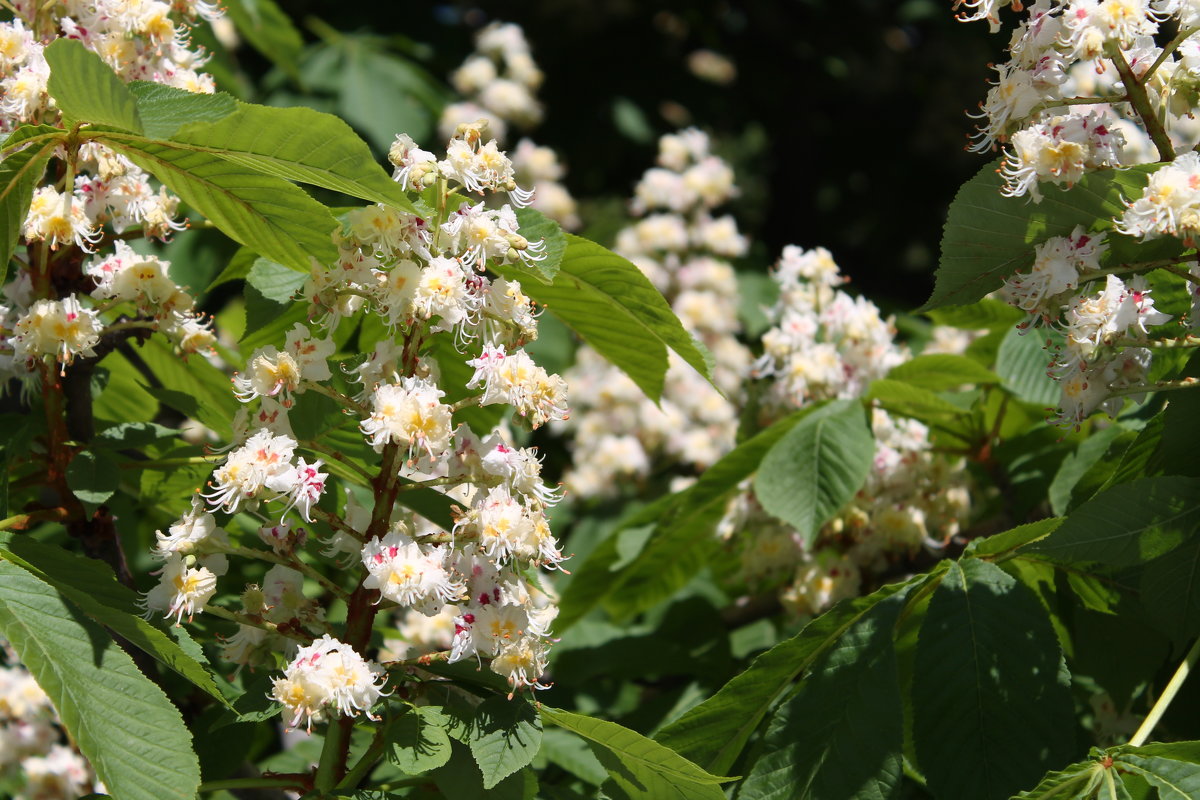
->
274;0;1008;308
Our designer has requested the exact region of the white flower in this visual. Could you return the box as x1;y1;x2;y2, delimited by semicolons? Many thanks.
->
360;377;454;458
270;635;386;730
153;495;228;558
142;554;220;625
12;295;103;367
361;529;465;613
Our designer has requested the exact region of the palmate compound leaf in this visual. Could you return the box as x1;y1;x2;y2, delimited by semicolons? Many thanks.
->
492;235;715;403
539;707;732;800
913;558;1075;800
735;584;915;800
926;160;1169;311
0;534;228;706
655;572;934;777
0;125;59;283
754;399;875;545
1109;743;1200;800
0;561;201;800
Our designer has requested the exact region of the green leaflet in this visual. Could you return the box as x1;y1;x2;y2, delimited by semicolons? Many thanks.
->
221;0;303;78
886;353;1000;391
512;207;567;283
996;328;1062;408
754;399;875;544
558;407;817;628
0;562;201;800
0;535;228;705
468;696;543;789
926;160;1170;310
655;573;932;776
386;705;453;775
0;125;59;282
1030;476;1200;567
45;39;143;132
737;588;908;800
912;558;1075;800
492;235;715;402
540;707;731;800
107;138;338;270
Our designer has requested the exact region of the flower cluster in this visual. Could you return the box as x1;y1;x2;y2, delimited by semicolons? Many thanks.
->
0;643;99;800
962;0;1200;199
559;129;750;498
726;247;972;617
142;123;572;724
440;22;579;229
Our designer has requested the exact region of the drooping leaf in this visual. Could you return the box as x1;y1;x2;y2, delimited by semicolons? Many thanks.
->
1011;758;1104;800
387;705;452;774
560;407;817;629
491;235;714;402
469;695;543;789
513;207;568;283
107;138;338;270
107;85;417;212
1112;747;1200;800
737;590;907;800
1030;476;1200;567
927;160;1168;310
0;535;228;705
136;335;240;440
754;399;874;544
1141;535;1200;640
1049;425;1127;516
127;82;238;139
222;0;303;78
246;256;308;301
912;558;1075;800
996;327;1061;407
0;125;60;281
654;574;929;776
44;39;143;132
924;298;1024;330
432;742;538;800
0;562;201;800
964;518;1063;557
65;450;120;512
864;379;975;433
540;707;730;800
887;354;999;391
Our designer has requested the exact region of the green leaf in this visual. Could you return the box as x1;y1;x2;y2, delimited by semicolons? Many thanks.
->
561;407;817;628
492;235;714;402
127;82;238;140
964;518;1063;557
45;39;143;132
655;576;927;776
927;160;1169;310
0;535;228;706
887;354;1000;390
207;245;259;291
912;558;1075;800
247;256;308;300
241;283;311;348
1112;750;1200;800
1049;425;1127;516
469;696;543;789
865;378;975;431
1011;759;1104;800
94;421;178;449
107;88;417;212
541;726;608;785
1141;535;1200;640
1030;476;1200;567
754;399;874;544
387;705;452;774
996;328;1061;407
136;335;240;440
540;707;730;800
0;561;201;800
223;0;303;78
925;298;1025;330
1;125;59;280
432;742;538;800
513;207;567;283
107;137;338;270
65;450;120;511
738;589;907;800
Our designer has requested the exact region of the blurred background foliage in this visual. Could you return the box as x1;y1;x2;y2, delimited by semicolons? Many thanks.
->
216;0;1007;309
